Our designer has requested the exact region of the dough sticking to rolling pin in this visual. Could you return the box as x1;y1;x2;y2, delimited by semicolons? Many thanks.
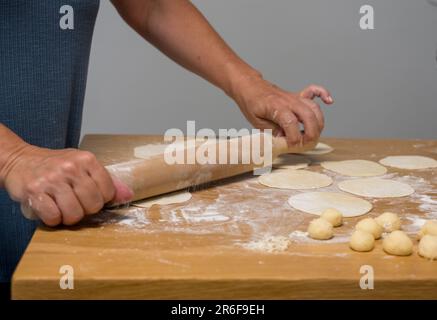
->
375;212;401;232
418;235;437;260
382;230;413;256
258;170;332;190
132;190;192;208
349;230;375;252
355;218;383;239
298;142;333;155
338;178;414;198
417;220;437;240
307;218;334;240
321;159;387;177
379;155;437;170
320;208;343;227
288;192;372;217
273;154;310;170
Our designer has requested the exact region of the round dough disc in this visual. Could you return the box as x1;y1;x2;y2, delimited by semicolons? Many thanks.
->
132;191;192;208
321;159;387;177
299;142;333;155
379;155;437;170
338;178;414;198
288;192;372;217
273;154;310;170
258;170;332;190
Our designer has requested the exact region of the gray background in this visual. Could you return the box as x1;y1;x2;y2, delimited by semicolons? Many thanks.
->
82;0;437;139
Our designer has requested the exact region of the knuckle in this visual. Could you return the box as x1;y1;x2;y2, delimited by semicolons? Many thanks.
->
43;212;62;227
59;160;77;174
46;171;62;184
312;102;321;111
87;199;104;214
26;179;45;195
63;212;84;226
306;131;319;141
319;122;325;131
77;151;97;165
279;113;298;128
103;186;116;203
287;134;300;146
302;108;317;121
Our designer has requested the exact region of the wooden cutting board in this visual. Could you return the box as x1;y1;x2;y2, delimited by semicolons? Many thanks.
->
11;135;437;299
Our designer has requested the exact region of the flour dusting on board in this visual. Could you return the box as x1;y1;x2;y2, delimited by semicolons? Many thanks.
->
89;151;436;254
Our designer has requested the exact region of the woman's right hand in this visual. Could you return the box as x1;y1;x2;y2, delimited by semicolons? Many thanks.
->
1;143;133;226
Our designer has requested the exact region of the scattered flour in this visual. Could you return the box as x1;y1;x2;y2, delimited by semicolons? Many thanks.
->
243;235;291;253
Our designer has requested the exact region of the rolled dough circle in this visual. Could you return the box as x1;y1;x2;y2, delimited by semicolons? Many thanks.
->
258;170;332;190
132;191;192;208
338;178;414;198
379;155;437;170
299;142;333;155
273;154;310;170
321;159;387;177
288;192;372;217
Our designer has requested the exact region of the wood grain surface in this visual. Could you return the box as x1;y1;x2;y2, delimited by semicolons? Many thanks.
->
11;135;437;299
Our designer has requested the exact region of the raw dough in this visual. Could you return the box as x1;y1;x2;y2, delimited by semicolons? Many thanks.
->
132;190;192;208
349;230;375;252
355;218;383;239
321;159;387;177
273;154;310;170
307;218;334;240
379;155;437;170
375;212;401;232
418;235;437;260
299;142;333;155
288;192;372;217
382;230;413;256
258;169;332;190
338;178;414;198
417;220;437;240
320;208;343;227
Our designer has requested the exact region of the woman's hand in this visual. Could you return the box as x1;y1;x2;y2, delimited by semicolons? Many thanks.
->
230;74;333;146
1;144;133;226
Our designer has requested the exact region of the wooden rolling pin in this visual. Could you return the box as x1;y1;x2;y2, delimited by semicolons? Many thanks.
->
21;134;316;219
106;134;317;205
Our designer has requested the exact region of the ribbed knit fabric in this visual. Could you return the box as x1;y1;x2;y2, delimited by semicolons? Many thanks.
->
0;0;99;282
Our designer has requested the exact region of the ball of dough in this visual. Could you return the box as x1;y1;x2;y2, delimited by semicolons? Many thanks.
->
382;230;413;256
349;230;375;252
307;218;334;240
418;235;437;260
355;218;383;239
320;208;343;227
417;220;437;240
375;212;401;232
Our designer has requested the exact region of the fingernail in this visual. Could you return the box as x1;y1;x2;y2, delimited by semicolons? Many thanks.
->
328;96;333;103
